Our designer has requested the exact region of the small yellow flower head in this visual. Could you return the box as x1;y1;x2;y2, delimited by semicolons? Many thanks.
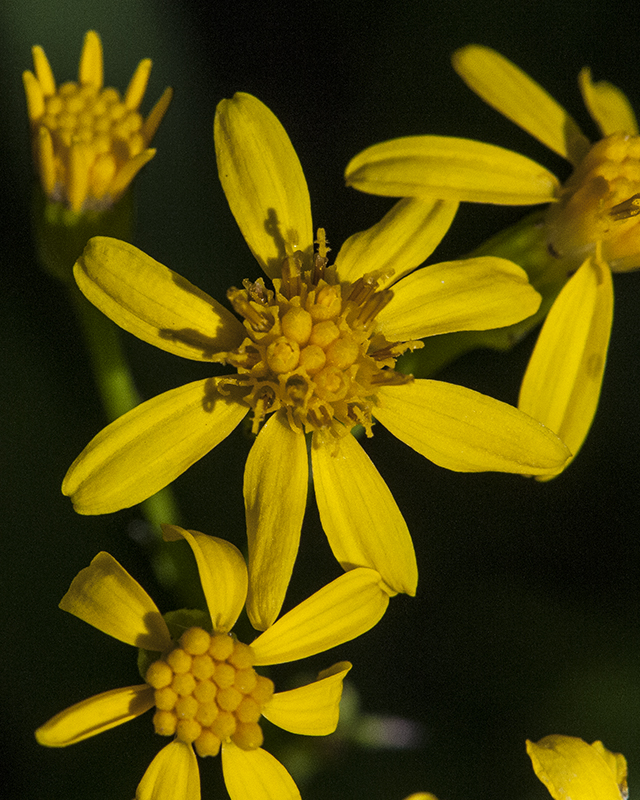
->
546;132;640;270
146;627;274;757
527;735;628;800
23;30;172;213
223;228;417;439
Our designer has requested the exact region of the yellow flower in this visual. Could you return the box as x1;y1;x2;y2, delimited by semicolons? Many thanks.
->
63;92;570;628
23;30;172;213
527;735;628;800
36;525;391;800
345;46;636;474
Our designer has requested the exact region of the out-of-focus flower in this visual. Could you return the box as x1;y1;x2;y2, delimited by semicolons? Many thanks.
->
23;30;172;214
36;525;391;800
345;46;640;474
527;735;628;800
63;92;570;628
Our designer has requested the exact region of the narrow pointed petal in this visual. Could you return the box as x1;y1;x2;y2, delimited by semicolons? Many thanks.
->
526;736;625;800
78;30;103;90
215;92;313;279
376;256;541;340
125;58;152;111
244;411;308;631
142;87;174;145
334;198;458;288
75;237;244;361
60;552;172;650
579;67;639;137
251;568;390;666
63;378;248;515
31;45;56;96
453;45;591;166
311;432;417;596
375;380;571;475
36;684;154;747
519;254;613;475
346;136;559;205
137;741;200;800
262;662;351;735
162;526;247;632
222;743;300;800
23;70;45;121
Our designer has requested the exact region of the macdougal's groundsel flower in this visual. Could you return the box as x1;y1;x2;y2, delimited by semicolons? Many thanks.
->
63;92;570;629
346;46;640;474
36;525;392;800
527;735;628;800
23;30;172;213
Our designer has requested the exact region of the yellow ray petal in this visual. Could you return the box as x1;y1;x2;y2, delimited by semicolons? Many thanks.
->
59;552;172;650
334;198;458;288
36;684;154;747
579;67;639;137
262;662;351;735
23;70;45;122
311;431;417;596
374;380;571;475
215;92;313;279
31;44;56;97
63;378;248;515
141;87;174;145
346;136;559;205
162;526;247;632
251;568;390;666
590;740;628;791
78;30;103;90
526;736;625;800
221;742;300;800
243;411;308;631
75;237;244;360
376;256;541;340
453;45;591;166
137;741;200;800
518;254;613;476
125;58;152;111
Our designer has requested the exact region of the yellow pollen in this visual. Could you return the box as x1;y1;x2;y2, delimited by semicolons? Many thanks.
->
223;228;417;435
146;628;273;755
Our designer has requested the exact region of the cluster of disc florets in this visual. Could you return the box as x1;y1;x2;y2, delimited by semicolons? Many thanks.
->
220;229;419;438
145;627;274;758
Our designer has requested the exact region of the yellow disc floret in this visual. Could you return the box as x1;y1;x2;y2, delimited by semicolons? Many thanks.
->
145;628;274;758
220;229;421;438
23;30;172;212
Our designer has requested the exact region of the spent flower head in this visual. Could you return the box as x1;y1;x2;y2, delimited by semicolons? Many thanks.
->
23;30;172;214
345;46;640;474
36;525;391;800
63;92;570;628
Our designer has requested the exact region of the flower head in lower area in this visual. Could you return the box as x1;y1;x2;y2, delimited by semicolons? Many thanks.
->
36;525;391;800
63;92;570;628
527;735;628;800
345;47;639;474
23;30;172;213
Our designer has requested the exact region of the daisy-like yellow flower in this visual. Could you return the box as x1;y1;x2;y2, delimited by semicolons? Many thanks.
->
23;30;172;213
527;735;628;800
345;47;640;475
63;92;570;628
36;524;391;800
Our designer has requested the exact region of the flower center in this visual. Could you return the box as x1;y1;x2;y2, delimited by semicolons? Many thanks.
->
145;627;274;757
34;81;146;210
546;133;640;269
221;229;418;438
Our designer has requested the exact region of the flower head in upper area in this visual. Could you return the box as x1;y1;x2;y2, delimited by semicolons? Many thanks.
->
527;735;628;800
345;46;640;474
23;30;172;213
63;91;570;628
36;525;391;800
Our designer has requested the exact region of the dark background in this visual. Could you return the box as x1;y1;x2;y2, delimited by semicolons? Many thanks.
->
2;0;640;798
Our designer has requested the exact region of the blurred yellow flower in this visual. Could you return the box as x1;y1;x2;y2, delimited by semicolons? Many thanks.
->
527;735;628;800
23;30;172;213
63;92;570;628
36;525;391;800
345;46;640;474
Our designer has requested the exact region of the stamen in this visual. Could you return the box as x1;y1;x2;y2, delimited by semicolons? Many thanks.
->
609;193;640;221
